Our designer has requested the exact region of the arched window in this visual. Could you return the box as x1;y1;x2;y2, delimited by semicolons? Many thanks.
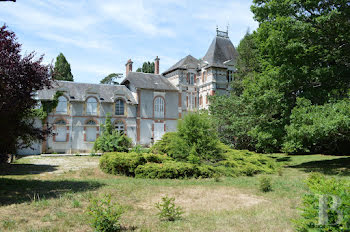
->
86;97;98;115
154;97;165;118
85;120;97;142
55;119;67;142
115;99;125;115
115;121;125;134
56;96;68;114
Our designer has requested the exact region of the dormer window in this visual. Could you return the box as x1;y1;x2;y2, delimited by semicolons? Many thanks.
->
115;99;125;116
86;97;98;115
56;96;68;114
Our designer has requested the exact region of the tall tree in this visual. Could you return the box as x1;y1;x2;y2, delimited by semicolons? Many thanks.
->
136;61;155;73
0;25;52;162
53;53;74;81
100;73;123;85
211;0;350;153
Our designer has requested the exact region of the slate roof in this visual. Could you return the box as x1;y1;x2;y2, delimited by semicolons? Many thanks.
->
121;72;178;91
37;81;137;104
202;35;238;68
162;55;200;75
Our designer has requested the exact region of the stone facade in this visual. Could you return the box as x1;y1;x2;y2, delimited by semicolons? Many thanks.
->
17;29;238;154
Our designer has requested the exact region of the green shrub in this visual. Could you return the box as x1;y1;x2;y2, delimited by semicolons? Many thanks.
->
94;115;132;152
295;173;350;231
155;196;183;221
99;152;146;176
130;144;150;154
87;194;124;232
135;161;215;179
151;132;189;161
283;98;350;154
259;176;272;192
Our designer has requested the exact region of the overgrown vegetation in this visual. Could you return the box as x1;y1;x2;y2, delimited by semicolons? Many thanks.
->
155;196;183;221
87;194;124;232
210;0;350;154
94;114;132;153
295;173;350;231
100;113;277;179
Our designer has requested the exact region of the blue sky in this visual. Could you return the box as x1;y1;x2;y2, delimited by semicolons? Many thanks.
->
0;0;258;83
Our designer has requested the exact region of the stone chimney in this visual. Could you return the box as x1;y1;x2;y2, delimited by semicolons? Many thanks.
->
125;59;133;76
154;56;160;75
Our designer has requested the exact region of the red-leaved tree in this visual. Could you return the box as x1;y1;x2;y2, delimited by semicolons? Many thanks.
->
0;25;52;162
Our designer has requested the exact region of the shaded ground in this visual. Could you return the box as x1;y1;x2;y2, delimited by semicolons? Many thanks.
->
289;156;350;176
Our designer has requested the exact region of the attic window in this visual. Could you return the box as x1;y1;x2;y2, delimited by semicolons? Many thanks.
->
70;96;75;99
100;98;104;101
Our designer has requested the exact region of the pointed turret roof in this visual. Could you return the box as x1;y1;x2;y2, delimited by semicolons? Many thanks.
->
202;31;238;68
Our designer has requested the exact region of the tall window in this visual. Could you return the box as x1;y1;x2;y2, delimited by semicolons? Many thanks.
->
55;119;67;142
56;96;68;114
227;70;234;82
189;73;195;85
154;97;165;118
86;97;98;115
188;93;195;110
85;120;97;142
115;99;125;115
115;121;125;134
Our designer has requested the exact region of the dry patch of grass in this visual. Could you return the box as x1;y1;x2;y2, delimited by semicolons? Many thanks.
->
139;186;267;212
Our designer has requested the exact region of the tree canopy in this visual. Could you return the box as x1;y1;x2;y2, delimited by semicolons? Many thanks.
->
53;53;74;81
100;73;123;85
136;61;155;73
210;0;350;154
0;25;52;161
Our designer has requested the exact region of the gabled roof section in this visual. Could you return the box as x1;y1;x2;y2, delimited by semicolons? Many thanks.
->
202;35;238;68
37;81;137;104
163;55;200;75
121;72;178;91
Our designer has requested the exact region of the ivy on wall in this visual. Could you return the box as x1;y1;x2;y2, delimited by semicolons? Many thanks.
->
32;91;63;122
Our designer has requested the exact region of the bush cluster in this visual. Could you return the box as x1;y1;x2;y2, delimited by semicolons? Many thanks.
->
100;112;277;179
295;173;350;231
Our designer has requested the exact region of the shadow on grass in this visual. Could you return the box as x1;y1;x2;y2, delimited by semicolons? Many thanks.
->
0;178;104;206
289;157;350;176
0;164;58;176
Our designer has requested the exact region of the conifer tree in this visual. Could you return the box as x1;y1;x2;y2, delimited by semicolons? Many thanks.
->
53;53;74;81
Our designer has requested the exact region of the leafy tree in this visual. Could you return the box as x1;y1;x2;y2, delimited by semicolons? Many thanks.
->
53;53;74;81
211;0;350;153
136;61;155;73
100;73;123;85
283;98;350;154
0;25;52;162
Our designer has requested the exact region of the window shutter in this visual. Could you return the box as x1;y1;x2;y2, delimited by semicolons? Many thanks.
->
195;96;197;107
194;74;197;84
186;95;188;107
187;73;189;83
201;72;204;82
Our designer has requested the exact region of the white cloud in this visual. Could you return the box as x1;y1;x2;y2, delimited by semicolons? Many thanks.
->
97;0;176;37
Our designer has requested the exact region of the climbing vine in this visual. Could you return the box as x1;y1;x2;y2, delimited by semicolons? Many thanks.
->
32;91;63;122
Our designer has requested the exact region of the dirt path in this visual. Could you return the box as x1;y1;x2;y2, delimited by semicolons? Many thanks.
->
18;155;100;174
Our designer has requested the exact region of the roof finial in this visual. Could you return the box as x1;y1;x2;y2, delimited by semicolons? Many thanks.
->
227;23;229;33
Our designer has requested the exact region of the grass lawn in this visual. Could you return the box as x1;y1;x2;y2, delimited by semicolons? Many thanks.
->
0;154;349;232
